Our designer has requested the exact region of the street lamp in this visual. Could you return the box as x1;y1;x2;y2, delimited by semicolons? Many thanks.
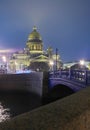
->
49;60;54;71
2;56;7;73
79;60;85;66
2;56;6;63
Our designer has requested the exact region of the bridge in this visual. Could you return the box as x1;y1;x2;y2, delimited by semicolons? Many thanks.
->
47;70;90;97
0;70;90;98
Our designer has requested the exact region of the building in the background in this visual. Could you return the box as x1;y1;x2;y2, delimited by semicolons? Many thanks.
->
0;52;12;74
63;60;90;70
9;26;62;72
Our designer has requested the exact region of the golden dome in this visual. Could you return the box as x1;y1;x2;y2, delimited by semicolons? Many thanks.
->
28;26;42;41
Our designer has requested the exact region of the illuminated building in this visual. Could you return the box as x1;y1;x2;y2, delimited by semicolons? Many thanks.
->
63;60;90;70
9;26;62;72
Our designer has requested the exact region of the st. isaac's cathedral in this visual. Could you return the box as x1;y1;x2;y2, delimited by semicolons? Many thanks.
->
9;26;62;72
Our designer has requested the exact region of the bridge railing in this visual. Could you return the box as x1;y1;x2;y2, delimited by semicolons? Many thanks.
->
49;70;90;85
87;70;90;84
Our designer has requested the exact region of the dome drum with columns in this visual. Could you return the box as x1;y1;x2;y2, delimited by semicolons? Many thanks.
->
9;26;62;72
26;26;43;52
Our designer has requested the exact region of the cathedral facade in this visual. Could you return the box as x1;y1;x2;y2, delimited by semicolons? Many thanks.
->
9;26;62;72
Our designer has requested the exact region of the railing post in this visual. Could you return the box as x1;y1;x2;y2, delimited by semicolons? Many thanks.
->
69;68;71;79
85;70;87;85
59;70;61;77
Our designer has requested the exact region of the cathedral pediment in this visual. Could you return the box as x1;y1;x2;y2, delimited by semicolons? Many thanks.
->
31;54;49;62
34;55;48;59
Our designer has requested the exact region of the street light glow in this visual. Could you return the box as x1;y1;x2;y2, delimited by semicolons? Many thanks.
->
49;60;54;66
79;60;85;65
49;60;54;71
2;56;6;62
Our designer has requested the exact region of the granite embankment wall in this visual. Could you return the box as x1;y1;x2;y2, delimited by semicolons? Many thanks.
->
0;72;49;97
0;87;90;130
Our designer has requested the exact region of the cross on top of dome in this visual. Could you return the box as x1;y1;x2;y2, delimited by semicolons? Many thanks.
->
33;26;37;31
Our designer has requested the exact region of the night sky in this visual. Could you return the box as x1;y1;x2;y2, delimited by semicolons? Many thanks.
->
0;0;90;62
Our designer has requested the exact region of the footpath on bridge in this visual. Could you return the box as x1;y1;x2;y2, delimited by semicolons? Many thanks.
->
0;86;90;130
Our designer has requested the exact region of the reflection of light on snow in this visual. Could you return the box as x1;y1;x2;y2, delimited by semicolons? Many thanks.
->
0;103;10;122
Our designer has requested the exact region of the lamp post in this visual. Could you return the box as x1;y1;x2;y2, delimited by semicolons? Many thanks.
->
56;48;58;71
2;56;7;73
79;59;87;84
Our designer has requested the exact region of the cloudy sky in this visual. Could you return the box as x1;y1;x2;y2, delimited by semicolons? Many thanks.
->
0;0;90;62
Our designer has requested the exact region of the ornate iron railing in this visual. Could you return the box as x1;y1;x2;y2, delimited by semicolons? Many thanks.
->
49;70;90;85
